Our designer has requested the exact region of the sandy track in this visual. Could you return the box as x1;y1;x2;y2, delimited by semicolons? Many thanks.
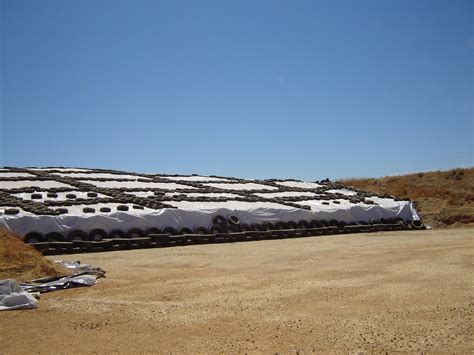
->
2;228;473;353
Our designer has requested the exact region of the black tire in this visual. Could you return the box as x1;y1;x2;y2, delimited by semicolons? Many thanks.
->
328;219;339;227
163;226;178;235
31;193;42;200
179;227;193;235
194;226;209;234
24;231;45;244
337;220;347;228
100;207;112;213
126;228;144;238
275;221;288;230
132;205;144;210
56;208;69;214
4;208;20;215
209;224;224;234
241;223;252;231
89;229;108;241
286;221;297;229
45;232;66;242
83;207;96;213
87;192;98;198
213;215;227;226
109;230;126;239
251;223;264;231
144;227;161;236
262;222;274;231
66;194;77;199
47;193;58;198
117;205;129;211
68;230;89;241
410;220;423;229
297;220;310;229
228;215;240;225
309;220;321;228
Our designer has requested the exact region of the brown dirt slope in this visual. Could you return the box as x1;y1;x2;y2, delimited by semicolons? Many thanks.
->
339;167;474;228
0;229;67;281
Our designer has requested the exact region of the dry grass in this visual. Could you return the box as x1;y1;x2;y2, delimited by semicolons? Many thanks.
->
339;167;474;228
0;229;68;281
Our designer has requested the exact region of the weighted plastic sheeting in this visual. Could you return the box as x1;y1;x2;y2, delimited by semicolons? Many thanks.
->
0;199;419;236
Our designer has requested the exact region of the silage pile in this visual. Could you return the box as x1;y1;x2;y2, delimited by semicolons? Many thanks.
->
0;229;67;281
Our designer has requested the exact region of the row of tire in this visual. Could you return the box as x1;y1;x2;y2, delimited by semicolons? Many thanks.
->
23;215;424;244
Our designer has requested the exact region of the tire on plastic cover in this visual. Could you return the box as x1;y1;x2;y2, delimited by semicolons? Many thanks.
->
286;221;297;229
250;223;264;231
45;232;66;242
275;221;288;230
68;230;89;241
240;223;252;231
262;222;274;231
209;224;224;234
297;220;310;229
179;227;193;235
144;227;161;236
24;231;45;244
163;226;178;235
126;228;144;238
89;229;108;241
194;226;209;234
227;215;240;225
109;230;126;239
212;215;227;226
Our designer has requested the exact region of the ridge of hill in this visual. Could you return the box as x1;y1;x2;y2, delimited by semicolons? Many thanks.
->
339;167;474;228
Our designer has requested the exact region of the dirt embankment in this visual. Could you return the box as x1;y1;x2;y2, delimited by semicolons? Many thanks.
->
339;167;474;228
0;229;67;281
1;228;473;353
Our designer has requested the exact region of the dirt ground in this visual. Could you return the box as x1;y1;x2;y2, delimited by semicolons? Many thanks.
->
2;228;473;353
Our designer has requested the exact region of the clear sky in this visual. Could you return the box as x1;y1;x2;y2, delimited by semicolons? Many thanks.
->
1;0;472;180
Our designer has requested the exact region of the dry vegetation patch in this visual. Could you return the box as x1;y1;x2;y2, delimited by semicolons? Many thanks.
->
339;167;474;228
0;229;67;281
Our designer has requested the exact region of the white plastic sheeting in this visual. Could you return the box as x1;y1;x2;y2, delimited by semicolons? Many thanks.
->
0;280;38;311
0;172;36;178
0;199;419;236
326;188;358;196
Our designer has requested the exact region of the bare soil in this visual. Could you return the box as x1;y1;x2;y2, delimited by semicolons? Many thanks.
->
2;228;473;353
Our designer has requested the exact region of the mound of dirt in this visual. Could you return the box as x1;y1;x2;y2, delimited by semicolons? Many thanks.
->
0;229;68;281
339;167;474;228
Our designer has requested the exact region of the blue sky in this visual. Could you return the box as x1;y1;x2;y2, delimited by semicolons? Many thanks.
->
1;0;472;180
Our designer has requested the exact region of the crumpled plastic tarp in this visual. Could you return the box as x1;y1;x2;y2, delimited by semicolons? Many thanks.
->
0;279;38;311
0;261;105;311
20;260;106;293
